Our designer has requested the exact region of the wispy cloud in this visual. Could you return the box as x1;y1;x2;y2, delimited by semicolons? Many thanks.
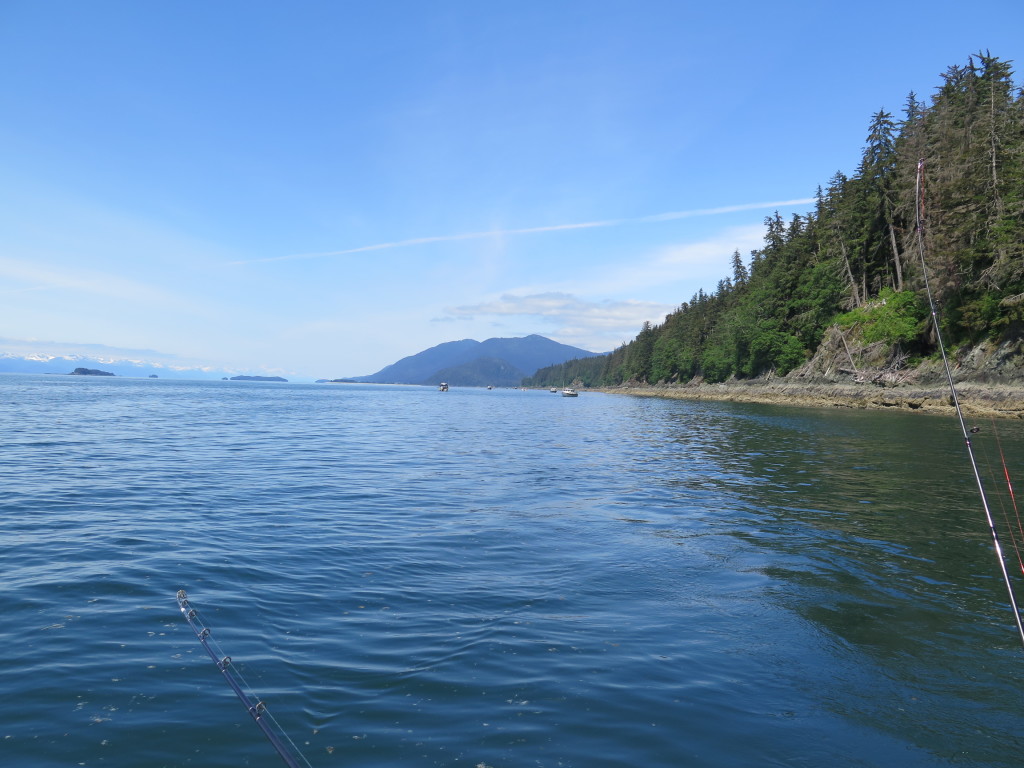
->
0;336;225;370
434;218;779;352
551;223;767;298
445;292;676;352
0;336;173;358
232;198;815;266
0;256;181;306
630;199;815;223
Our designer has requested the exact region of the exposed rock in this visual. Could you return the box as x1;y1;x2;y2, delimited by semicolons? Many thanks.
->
596;329;1024;419
600;379;1024;420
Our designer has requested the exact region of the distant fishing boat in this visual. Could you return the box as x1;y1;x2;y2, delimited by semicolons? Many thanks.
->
439;382;448;392
550;387;558;393
561;388;578;397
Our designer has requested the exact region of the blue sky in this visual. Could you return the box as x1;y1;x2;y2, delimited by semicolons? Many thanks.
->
1;1;1021;379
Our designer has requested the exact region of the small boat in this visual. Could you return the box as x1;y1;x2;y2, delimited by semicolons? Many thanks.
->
439;382;448;391
561;388;578;397
487;385;493;390
550;388;558;393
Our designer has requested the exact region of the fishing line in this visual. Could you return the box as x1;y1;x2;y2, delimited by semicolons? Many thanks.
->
987;416;1024;573
176;590;313;768
975;425;1024;577
913;160;1024;649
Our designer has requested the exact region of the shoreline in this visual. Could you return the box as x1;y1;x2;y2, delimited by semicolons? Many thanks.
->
590;378;1024;420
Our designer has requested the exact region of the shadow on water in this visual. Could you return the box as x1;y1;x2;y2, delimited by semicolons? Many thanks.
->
5;377;1024;767
632;398;1024;764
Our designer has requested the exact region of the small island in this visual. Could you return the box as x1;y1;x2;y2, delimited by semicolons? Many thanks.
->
70;367;114;376
229;375;288;382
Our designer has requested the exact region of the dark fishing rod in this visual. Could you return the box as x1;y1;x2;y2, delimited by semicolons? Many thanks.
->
913;160;1024;650
175;590;312;768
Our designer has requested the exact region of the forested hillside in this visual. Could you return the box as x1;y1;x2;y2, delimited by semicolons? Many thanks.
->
527;53;1023;389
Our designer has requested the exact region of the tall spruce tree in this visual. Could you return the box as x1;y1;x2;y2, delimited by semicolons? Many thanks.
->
522;54;1022;390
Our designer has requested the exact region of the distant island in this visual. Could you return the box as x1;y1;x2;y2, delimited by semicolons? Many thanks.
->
227;375;288;382
316;378;357;383
0;350;253;380
70;367;114;376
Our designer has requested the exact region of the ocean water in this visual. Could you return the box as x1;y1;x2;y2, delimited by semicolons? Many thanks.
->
2;374;1024;768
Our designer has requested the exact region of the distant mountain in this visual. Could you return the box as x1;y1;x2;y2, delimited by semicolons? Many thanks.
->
358;338;481;384
352;334;601;386
431;356;527;388
0;352;234;380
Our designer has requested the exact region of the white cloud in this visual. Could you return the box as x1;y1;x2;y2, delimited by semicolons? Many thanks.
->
238;198;814;266
636;199;814;223
447;292;674;352
0;256;187;307
0;337;170;358
0;335;230;372
437;219;777;353
565;223;766;298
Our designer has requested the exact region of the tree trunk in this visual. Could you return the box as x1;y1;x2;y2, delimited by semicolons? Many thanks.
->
838;239;861;307
889;224;904;291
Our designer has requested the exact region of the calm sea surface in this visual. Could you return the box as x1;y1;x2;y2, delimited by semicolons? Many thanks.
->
3;374;1024;768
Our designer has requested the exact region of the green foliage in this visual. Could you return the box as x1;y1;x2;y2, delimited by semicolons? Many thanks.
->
956;293;1006;339
835;288;927;344
650;334;681;383
743;328;805;376
522;53;1022;390
700;344;733;383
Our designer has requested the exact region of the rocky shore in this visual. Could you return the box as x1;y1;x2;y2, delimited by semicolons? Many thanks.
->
590;331;1024;419
594;377;1024;419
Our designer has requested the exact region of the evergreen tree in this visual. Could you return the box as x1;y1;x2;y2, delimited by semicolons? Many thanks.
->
521;54;1022;390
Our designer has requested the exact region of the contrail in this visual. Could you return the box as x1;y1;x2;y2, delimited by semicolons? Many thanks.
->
230;198;815;266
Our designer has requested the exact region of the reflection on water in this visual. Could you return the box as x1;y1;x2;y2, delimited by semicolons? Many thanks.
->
1;376;1023;767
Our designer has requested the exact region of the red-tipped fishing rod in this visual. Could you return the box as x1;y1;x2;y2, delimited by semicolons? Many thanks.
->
176;590;312;768
914;160;1024;650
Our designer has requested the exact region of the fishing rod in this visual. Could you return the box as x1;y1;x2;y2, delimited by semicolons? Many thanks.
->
175;590;312;768
913;160;1024;650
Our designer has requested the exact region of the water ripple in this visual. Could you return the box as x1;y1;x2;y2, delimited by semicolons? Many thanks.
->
2;376;1024;767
